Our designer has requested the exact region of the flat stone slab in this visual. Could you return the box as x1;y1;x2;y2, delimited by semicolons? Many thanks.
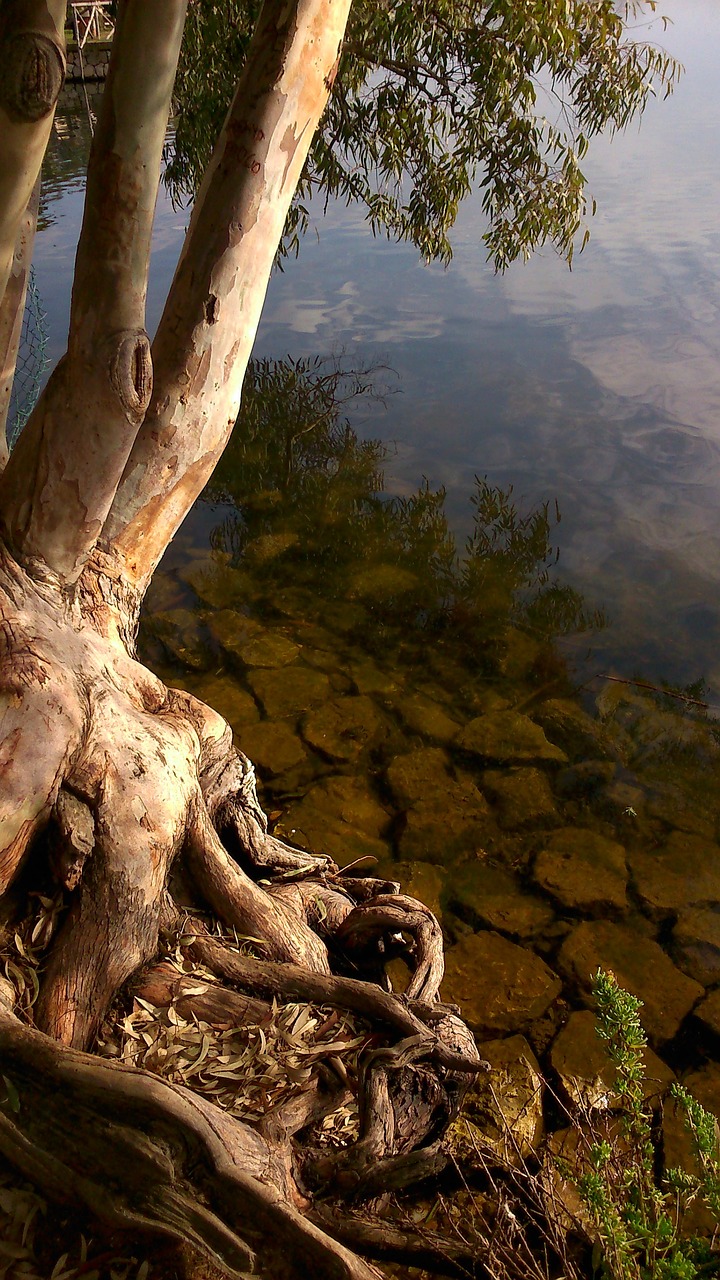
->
237;721;307;777
550;1010;674;1110
191;674;260;731
247;666;331;720
482;767;559;830
442;931;561;1035
534;828;628;915
628;831;720;919
447;863;555;938
671;907;720;987
558;920;704;1044
455;711;567;765
453;1035;544;1167
301;695;386;763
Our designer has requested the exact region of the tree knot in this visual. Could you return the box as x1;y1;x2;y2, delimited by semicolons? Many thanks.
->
0;33;65;123
109;331;153;423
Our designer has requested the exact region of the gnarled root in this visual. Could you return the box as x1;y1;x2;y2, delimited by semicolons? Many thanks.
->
0;546;484;1277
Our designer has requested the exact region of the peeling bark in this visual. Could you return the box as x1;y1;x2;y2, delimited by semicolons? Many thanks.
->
0;0;187;583
101;0;353;594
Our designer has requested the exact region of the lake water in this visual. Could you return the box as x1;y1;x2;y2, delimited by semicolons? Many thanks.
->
15;0;720;1150
27;0;720;703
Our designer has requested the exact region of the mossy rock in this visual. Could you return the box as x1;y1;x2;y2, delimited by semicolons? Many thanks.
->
237;721;307;777
482;767;559;830
191;673;260;732
455;711;567;765
558;919;704;1044
385;746;453;809
442;931;561;1035
533;828;628;915
628;831;720;920
446;862;555;938
397;780;494;865
393;691;462;745
300;695;387;763
671;907;720;987
247;666;331;720
452;1035;544;1167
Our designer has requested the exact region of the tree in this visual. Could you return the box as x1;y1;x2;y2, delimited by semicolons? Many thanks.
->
0;2;677;1277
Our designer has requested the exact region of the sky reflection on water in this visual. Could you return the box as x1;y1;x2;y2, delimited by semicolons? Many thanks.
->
30;0;720;696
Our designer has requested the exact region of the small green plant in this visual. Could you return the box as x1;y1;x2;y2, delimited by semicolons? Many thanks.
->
571;970;720;1280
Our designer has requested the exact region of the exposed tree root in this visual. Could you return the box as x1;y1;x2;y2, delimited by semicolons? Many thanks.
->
0;543;485;1278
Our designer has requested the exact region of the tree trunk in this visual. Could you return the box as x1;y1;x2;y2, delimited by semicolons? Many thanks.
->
0;1;483;1275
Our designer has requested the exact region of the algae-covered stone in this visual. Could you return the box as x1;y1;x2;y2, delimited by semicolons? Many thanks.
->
550;1010;673;1111
276;775;392;869
300;695;386;763
232;631;300;668
180;559;252;610
671;907;720;987
347;658;398;697
482;767;559;830
442;931;561;1035
558;919;704;1044
532;698;619;763
496;628;542;680
628;831;720;919
191;674;260;731
349;563;419;602
207;608;262;655
150;607;209;671
394;692;462;745
385;746;453;808
397;780;493;865
534;828;628;915
453;1035;544;1167
681;1061;720;1118
237;721;307;777
243;531;299;564
446;863;555;938
455;711;567;765
555;760;616;800
247;666;331;720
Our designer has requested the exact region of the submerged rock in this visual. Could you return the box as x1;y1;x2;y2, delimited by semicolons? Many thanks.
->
628;831;720;919
397;779;494;865
347;658;398;697
191;674;260;731
375;858;445;919
276;774;392;869
385;746;453;808
300;695;386;763
442;931;561;1035
533;828;628;915
349;563;419;602
454;1034;544;1167
455;711;567;765
446;862;555;938
393;691;462;745
247;666;331;720
671;907;720;987
558;919;704;1044
237;721;307;777
482;767;559;830
532;698;620;763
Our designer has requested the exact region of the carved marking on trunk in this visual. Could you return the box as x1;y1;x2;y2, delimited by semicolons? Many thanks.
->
0;33;65;123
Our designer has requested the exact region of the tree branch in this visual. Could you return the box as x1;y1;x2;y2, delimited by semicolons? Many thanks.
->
0;1;65;302
99;0;353;596
0;178;39;469
0;0;187;585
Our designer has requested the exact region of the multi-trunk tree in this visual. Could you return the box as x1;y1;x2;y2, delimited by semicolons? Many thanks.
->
0;1;676;1276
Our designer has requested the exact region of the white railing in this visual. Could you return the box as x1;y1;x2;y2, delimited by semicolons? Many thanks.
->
70;1;115;48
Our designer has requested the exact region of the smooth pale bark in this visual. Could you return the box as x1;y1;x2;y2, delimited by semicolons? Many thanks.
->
0;1;65;301
101;0;352;594
0;0;188;583
0;179;39;470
